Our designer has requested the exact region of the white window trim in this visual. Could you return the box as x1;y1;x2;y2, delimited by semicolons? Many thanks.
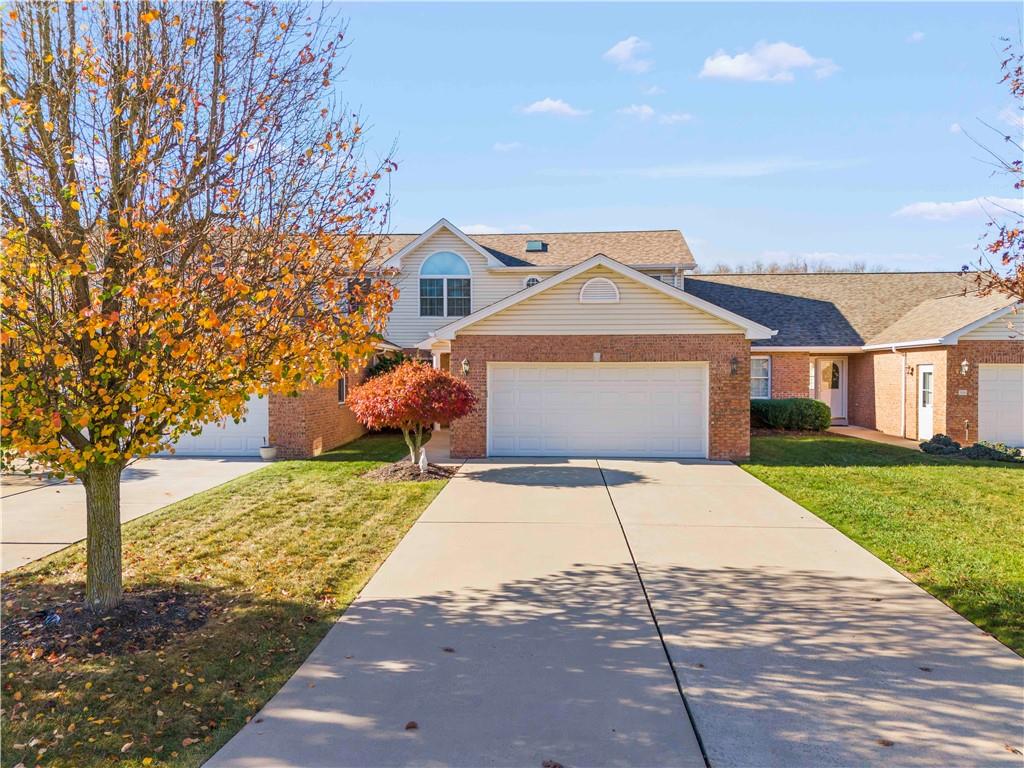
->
523;274;542;289
579;276;620;303
751;355;771;400
418;252;473;318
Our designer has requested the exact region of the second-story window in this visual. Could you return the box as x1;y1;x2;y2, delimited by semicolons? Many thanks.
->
420;251;471;317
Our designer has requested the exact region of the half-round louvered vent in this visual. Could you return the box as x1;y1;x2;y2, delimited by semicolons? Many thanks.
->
578;277;620;303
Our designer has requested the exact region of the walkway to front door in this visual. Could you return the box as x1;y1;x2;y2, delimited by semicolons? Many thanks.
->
210;459;1023;768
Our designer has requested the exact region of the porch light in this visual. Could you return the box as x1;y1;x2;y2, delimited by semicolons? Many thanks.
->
461;358;470;376
730;356;739;376
960;359;970;376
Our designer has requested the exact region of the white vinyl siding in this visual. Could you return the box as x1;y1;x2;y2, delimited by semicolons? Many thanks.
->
460;266;742;336
488;362;708;458
384;229;524;347
961;308;1024;340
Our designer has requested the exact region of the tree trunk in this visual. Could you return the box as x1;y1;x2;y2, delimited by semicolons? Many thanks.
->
82;462;124;610
401;426;426;464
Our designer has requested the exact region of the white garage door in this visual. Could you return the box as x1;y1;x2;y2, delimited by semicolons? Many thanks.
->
488;362;708;458
979;364;1024;448
163;396;269;457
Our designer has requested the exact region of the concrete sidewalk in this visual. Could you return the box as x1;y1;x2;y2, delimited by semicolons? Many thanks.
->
208;459;704;768
1;457;263;571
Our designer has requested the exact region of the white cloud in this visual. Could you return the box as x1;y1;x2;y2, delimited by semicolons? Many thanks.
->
642;85;666;96
999;105;1024;131
699;41;838;82
542;156;858;180
460;223;533;235
493;141;523;152
659;112;694;125
603;36;654;74
617;104;656;121
892;197;1024;221
521;97;589;117
949;122;962;134
906;31;925;43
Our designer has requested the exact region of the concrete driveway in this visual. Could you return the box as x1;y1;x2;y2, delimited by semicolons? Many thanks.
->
210;458;1023;768
1;457;263;571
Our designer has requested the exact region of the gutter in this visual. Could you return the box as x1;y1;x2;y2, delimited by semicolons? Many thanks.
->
893;345;908;438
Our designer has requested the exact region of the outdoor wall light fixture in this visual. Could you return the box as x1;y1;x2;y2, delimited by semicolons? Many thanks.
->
730;356;739;375
960;359;970;376
461;358;470;376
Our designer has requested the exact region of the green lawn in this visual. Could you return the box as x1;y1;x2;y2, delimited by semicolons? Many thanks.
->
742;435;1024;655
1;435;447;768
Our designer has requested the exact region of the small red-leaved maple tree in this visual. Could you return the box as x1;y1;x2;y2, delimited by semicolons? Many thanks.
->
347;361;476;464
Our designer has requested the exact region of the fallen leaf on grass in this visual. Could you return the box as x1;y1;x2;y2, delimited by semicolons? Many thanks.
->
1006;744;1023;756
876;739;894;747
404;721;418;730
441;647;455;653
182;737;199;747
121;741;134;752
542;761;564;768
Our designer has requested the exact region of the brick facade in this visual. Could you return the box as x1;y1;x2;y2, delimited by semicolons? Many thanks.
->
847;348;947;438
761;352;812;398
448;334;752;461
269;369;367;459
945;340;1024;445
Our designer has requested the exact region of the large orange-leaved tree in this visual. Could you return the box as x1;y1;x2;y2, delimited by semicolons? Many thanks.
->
0;1;397;608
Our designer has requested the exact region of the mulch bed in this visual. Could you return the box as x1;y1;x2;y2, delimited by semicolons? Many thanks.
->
1;587;210;662
364;461;457;482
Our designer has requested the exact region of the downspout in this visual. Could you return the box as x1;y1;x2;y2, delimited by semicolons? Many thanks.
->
893;345;907;437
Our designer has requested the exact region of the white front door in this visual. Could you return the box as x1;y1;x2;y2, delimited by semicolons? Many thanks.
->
815;358;847;422
979;364;1024;447
487;362;708;458
917;364;935;441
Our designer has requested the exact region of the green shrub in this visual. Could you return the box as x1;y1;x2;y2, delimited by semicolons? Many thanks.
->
960;441;1024;463
750;398;831;431
919;435;1023;462
365;351;409;379
920;433;961;455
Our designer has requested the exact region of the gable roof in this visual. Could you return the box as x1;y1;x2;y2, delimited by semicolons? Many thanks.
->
374;221;695;269
864;294;1020;348
423;255;776;342
684;272;1015;348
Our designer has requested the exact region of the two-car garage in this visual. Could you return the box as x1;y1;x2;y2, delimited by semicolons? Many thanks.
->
487;362;709;458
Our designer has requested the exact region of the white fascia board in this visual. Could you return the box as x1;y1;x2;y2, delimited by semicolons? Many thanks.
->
380;218;505;270
861;338;946;351
862;302;1021;351
487;262;693;273
942;302;1021;343
430;253;778;341
375;338;403;352
755;346;864;353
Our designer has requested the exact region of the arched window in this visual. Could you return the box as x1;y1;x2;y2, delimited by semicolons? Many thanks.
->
579;277;620;303
419;251;471;317
524;275;542;289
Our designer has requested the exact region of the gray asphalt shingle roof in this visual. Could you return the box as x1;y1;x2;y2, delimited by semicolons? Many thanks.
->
684;272;1015;347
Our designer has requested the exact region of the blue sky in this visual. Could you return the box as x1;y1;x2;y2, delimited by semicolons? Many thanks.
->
339;2;1023;271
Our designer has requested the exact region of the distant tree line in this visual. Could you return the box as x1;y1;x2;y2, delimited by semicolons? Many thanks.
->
693;258;889;275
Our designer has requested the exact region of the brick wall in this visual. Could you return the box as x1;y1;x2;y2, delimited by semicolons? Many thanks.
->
847;349;947;438
268;368;367;459
448;334;751;461
762;352;812;398
945;340;1024;445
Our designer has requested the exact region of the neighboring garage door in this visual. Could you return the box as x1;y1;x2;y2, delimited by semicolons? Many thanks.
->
488;362;708;458
163;396;269;457
978;364;1024;448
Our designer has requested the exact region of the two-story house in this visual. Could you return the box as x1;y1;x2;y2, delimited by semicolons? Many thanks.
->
169;219;1024;460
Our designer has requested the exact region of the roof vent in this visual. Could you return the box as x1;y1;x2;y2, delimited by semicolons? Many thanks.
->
579;277;620;304
525;240;547;253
